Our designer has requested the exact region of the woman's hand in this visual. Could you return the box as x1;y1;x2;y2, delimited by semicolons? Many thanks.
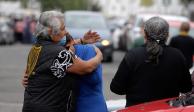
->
81;30;101;44
22;74;29;88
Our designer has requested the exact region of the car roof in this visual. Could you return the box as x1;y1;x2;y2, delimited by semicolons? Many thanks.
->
190;21;194;28
64;10;102;16
168;21;194;28
0;17;10;24
136;13;189;22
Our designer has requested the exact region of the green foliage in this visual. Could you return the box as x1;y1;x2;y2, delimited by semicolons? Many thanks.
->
0;0;17;1
181;0;194;6
20;0;28;8
39;0;89;12
140;0;153;7
91;3;101;11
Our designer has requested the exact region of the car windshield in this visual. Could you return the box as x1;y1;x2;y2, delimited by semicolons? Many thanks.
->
65;14;107;29
169;27;179;37
189;28;194;37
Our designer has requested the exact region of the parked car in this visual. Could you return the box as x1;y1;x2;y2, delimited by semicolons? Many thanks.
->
128;14;189;49
167;21;194;44
0;17;14;45
118;94;194;112
64;11;113;62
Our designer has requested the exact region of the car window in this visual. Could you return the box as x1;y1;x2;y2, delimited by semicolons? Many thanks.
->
136;18;144;28
65;14;107;29
189;28;194;37
169;27;179;37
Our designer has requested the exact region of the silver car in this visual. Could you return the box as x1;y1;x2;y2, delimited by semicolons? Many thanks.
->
64;11;114;62
0;18;14;45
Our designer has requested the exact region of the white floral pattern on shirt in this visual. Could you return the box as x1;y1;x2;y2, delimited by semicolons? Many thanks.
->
50;50;73;78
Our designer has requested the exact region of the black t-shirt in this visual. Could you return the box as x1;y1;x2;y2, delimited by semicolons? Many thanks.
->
170;35;194;69
23;40;77;112
110;45;192;107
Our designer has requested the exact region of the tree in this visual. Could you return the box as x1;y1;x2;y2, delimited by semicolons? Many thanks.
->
91;3;101;11
20;0;28;8
0;0;96;12
180;0;194;21
39;0;89;12
181;0;194;6
140;0;153;7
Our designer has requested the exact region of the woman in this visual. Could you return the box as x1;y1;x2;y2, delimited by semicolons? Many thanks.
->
110;17;192;107
22;36;108;112
22;10;103;112
74;44;108;112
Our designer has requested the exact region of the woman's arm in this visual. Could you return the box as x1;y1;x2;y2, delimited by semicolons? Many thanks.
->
110;52;133;95
67;45;102;75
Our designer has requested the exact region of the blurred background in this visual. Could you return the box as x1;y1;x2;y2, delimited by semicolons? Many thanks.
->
0;0;194;111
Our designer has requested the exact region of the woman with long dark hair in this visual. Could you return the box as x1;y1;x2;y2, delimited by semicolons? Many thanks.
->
110;17;192;107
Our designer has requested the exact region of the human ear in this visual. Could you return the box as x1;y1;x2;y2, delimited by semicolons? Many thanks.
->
47;27;52;35
143;30;148;41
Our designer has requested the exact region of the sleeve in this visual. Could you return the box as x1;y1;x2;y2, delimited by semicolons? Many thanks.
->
74;44;95;60
169;37;175;47
110;52;134;95
83;45;96;60
50;49;74;78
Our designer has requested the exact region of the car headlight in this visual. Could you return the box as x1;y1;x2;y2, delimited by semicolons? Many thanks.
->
101;40;110;46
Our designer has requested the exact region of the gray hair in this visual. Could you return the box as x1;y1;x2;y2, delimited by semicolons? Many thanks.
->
144;16;169;64
34;10;64;39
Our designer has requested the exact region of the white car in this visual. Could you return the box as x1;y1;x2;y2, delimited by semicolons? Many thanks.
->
0;18;14;45
128;13;189;49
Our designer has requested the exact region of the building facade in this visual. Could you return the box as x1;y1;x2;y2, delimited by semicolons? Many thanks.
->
99;0;185;18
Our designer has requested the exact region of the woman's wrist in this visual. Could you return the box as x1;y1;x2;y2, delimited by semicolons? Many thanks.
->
80;38;86;45
74;39;81;45
73;38;87;45
94;46;103;61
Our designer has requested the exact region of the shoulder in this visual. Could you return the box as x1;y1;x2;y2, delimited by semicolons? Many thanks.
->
170;36;178;41
125;47;145;62
188;36;194;41
75;44;94;51
44;44;67;54
166;46;181;53
74;44;95;58
53;45;67;51
165;46;185;59
83;44;94;51
127;47;145;56
48;45;74;61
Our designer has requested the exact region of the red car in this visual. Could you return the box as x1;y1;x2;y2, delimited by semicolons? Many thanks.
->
118;95;194;112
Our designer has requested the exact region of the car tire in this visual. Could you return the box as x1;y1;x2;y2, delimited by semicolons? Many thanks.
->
106;56;113;62
0;40;6;45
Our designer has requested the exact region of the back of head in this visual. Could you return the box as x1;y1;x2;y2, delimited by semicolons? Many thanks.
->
34;10;64;40
144;17;169;64
180;22;190;32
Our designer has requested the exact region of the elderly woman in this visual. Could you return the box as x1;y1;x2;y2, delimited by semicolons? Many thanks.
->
110;17;192;107
22;11;103;112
